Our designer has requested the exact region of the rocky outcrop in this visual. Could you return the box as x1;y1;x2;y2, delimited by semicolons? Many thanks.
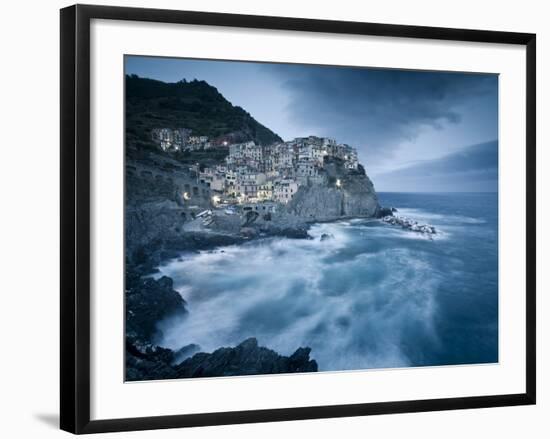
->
126;200;188;264
126;274;187;342
382;215;437;235
377;206;396;218
286;158;380;221
126;337;318;381
126;339;179;381
175;338;318;378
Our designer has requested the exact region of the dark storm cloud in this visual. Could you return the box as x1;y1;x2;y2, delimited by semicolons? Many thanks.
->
126;56;499;191
373;140;498;192
266;64;498;159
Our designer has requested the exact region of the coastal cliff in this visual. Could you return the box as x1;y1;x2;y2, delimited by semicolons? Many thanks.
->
286;159;380;220
123;77;387;380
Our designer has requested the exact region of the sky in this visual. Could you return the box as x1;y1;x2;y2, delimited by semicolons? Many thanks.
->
126;56;498;192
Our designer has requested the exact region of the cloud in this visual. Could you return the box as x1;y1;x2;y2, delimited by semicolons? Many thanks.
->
126;56;499;190
373;140;498;192
266;64;498;161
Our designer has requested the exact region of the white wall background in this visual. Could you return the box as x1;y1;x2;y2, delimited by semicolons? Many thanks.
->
0;0;546;437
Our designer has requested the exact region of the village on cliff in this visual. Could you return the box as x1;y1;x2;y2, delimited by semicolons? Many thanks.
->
151;128;359;208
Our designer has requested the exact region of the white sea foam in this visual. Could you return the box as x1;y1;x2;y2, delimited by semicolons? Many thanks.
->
397;208;486;225
156;220;445;372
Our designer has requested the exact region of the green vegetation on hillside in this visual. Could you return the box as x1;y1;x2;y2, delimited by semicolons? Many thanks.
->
125;75;282;153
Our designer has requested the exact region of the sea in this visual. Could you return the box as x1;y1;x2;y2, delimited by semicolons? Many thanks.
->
155;192;499;372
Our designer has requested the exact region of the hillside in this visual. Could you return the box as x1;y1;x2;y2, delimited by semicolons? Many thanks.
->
125;75;282;152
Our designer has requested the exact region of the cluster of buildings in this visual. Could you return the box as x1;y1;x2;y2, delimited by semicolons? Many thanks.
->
151;128;212;152
149;129;360;206
198;135;359;205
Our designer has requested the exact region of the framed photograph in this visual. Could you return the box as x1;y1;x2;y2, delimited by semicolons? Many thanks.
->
60;4;536;434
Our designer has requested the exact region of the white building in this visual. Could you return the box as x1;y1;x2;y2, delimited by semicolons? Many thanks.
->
151;128;192;152
257;181;274;201
185;135;210;151
221;136;361;205
296;157;321;184
200;168;226;192
274;179;299;204
225;170;238;196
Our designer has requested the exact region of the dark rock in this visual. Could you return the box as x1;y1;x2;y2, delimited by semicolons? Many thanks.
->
126;274;187;343
288;347;317;372
240;227;258;238
243;210;260;226
382;215;436;235
173;343;201;364
174;338;318;378
320;233;334;241
376;206;395;218
278;227;311;239
125;337;178;381
125;337;318;381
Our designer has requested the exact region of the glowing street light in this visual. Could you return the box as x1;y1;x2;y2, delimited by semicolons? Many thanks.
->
182;192;190;200
212;195;221;205
336;179;342;188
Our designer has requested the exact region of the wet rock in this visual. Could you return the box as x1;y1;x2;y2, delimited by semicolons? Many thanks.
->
126;337;318;381
125;274;187;342
376;206;395;218
174;338;318;378
278;227;312;239
125;338;178;381
173;343;201;364
382;215;436;235
240;227;258;238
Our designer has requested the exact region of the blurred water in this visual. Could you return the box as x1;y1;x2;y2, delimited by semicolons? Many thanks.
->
155;192;498;372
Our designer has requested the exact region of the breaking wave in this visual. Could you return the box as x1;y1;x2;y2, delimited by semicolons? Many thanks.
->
155;193;498;372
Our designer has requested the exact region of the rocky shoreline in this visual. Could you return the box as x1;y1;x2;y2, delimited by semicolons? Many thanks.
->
127;337;318;381
124;151;391;380
125;226;322;381
124;207;402;381
124;203;401;381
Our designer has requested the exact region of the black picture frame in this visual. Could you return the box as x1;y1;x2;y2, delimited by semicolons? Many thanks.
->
60;4;536;434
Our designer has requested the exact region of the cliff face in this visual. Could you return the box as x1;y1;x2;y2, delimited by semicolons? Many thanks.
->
286;159;380;220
